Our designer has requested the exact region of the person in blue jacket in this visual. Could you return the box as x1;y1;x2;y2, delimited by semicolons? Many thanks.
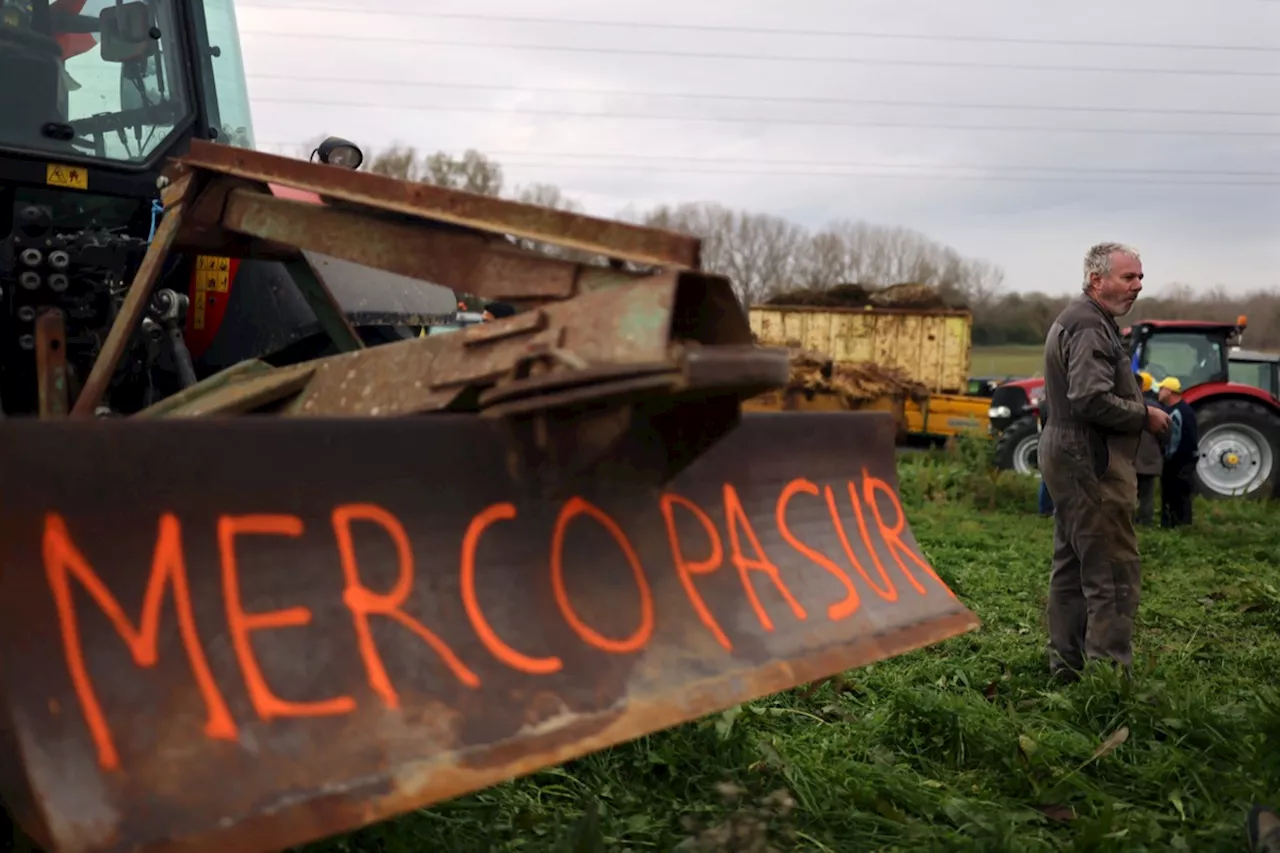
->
1156;377;1199;528
1036;398;1054;516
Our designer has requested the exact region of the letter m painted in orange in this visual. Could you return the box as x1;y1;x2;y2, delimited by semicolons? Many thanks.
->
43;512;237;771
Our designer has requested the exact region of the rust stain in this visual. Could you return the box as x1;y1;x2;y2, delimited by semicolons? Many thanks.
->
35;309;69;418
177;142;702;270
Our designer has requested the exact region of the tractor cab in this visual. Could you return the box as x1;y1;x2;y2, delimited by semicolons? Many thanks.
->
0;0;254;186
1122;317;1246;392
1227;347;1280;398
0;0;470;418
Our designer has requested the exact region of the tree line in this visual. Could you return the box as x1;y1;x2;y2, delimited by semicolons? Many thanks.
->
312;139;1280;350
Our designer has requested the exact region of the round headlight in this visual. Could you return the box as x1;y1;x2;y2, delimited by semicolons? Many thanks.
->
314;136;364;170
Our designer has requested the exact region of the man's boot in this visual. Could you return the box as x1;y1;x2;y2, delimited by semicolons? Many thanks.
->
1249;805;1280;853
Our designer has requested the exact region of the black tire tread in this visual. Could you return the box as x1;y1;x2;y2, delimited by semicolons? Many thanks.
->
994;416;1039;472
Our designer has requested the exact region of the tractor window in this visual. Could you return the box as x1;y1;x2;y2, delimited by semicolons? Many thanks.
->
1229;360;1278;397
192;0;254;148
0;0;193;163
1141;333;1225;390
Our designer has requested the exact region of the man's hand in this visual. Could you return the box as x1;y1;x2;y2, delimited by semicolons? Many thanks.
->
1145;404;1171;436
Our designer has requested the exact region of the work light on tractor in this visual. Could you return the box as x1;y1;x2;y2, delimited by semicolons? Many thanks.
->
310;135;363;170
0;2;982;852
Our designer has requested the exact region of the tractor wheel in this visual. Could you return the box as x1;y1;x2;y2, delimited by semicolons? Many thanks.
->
1193;399;1280;500
994;416;1040;475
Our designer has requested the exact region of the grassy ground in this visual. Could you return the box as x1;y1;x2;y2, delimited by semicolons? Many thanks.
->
303;446;1280;853
971;345;1045;379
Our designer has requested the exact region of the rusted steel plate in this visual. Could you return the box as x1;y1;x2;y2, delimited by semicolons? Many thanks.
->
133;360;276;419
174;142;701;270
0;412;977;853
218;188;641;303
35;309;69;418
158;364;317;417
278;271;754;417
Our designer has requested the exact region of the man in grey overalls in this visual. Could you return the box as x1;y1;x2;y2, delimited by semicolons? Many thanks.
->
1038;243;1170;682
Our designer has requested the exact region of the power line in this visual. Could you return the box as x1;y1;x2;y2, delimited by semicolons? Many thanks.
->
254;144;1280;187
236;4;1280;54
450;150;1280;179
236;31;1280;78
246;74;1280;119
247;97;1280;137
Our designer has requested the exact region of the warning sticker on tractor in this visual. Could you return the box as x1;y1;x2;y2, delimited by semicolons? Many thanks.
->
45;163;88;190
192;255;232;330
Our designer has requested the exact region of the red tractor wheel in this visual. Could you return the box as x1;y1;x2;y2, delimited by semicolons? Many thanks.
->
1193;399;1280;500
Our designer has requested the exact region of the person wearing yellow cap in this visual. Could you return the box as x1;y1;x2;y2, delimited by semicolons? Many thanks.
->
1156;376;1199;528
1133;370;1163;526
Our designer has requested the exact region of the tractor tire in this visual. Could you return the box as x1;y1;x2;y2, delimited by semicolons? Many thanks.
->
994;416;1040;475
1193;399;1280;500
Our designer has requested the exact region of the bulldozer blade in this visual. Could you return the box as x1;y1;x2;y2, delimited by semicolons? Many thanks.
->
0;412;978;853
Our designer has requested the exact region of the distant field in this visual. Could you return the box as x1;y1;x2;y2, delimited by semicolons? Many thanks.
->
971;345;1044;378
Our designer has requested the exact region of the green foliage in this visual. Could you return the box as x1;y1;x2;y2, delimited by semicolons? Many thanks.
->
897;433;1039;514
303;456;1280;853
971;345;1046;378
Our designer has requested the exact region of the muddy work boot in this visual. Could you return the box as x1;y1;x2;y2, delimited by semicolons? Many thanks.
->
1250;805;1280;853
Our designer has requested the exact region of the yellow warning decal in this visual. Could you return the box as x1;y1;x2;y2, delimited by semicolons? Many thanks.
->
45;163;88;190
195;255;231;292
193;277;206;330
193;255;231;330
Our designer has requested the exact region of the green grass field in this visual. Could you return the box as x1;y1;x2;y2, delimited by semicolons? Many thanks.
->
971;345;1045;379
303;447;1280;853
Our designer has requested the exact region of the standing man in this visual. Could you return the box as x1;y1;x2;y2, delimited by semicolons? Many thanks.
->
1038;242;1170;682
1157;377;1199;528
1134;371;1163;526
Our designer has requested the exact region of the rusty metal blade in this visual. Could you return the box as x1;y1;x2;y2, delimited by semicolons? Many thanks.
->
272;271;762;418
173;142;701;269
217;188;642;303
0;411;976;853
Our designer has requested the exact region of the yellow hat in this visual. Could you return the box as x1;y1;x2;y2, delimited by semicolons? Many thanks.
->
1138;371;1154;392
1157;376;1182;393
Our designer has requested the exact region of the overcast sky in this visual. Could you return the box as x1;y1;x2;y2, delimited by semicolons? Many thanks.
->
232;0;1279;297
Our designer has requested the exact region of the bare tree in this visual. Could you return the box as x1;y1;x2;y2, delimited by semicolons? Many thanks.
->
275;145;1280;348
366;144;422;181
513;182;584;213
365;146;504;196
508;182;601;261
421;149;504;196
640;202;805;304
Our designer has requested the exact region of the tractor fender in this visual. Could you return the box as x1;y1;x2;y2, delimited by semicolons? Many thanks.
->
1183;381;1280;410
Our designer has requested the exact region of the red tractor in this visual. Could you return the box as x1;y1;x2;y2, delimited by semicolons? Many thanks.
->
988;317;1280;501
